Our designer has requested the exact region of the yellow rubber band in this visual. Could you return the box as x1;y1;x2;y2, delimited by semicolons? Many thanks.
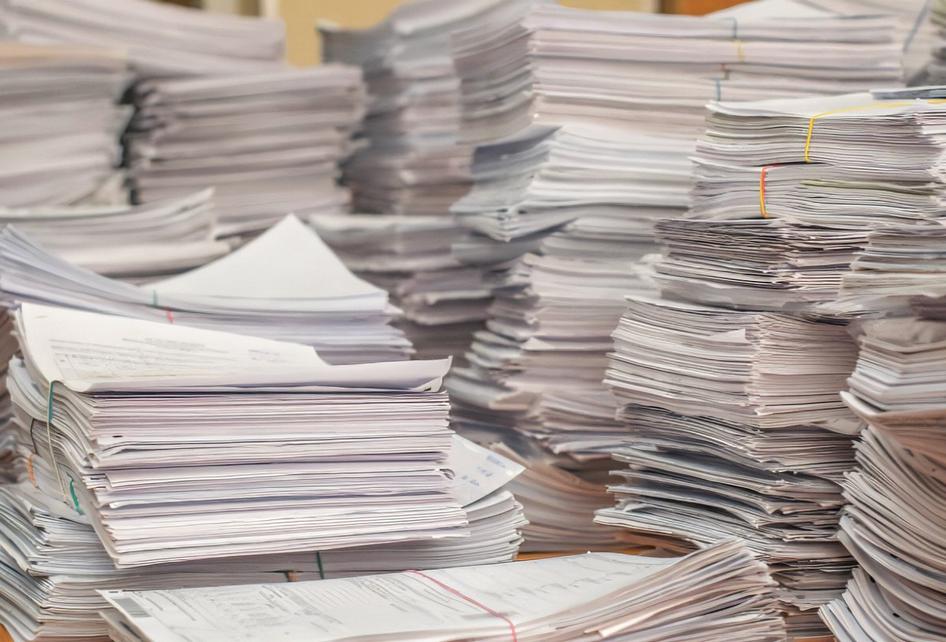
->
803;100;919;163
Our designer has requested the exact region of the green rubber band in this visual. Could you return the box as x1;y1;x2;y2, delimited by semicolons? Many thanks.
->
45;380;69;505
151;290;158;307
316;551;325;580
69;478;83;514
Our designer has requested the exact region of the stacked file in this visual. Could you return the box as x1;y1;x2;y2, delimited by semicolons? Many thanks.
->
0;0;286;78
0;42;131;208
443;0;904;555
0;436;526;641
0;215;412;364
822;427;946;641
820;316;946;639
452;0;901;144
128;67;365;237
101;540;784;642
599;294;861;636
316;1;508;361
311;213;492;361
842;318;946;470
0;190;227;280
320;0;503;215
806;0;935;81
833;226;946;317
8;303;458;568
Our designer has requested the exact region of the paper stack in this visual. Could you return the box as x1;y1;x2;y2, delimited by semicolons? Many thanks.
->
100;540;784;642
310;213;493;361
0;42;131;208
8;303;461;567
592;95;946;638
598;295;860;631
0;0;285;78
128;67;365;238
0;435;526;641
453;0;901;145
0;215;412;364
820;317;946;639
2;0;365;238
444;0;903;555
0;190;228;280
319;0;501;215
314;1;512;361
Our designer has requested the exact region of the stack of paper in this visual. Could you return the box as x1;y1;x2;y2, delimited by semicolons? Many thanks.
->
442;0;904;556
319;0;505;215
841;318;946;468
0;190;228;280
7;303;459;569
311;213;493;361
654;218;870;312
315;1;510;362
831;226;946;317
0;0;286;78
452;0;901;144
803;0;934;81
822;426;946;641
0;215;412;364
0;436;526;641
100;540;784;642
599;294;861;635
0;42;131;208
819;316;946;639
128;67;365;237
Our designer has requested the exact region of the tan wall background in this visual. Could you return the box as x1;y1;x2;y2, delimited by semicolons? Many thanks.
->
270;0;661;66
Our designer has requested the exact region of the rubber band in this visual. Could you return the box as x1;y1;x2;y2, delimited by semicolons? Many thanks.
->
408;570;518;642
803;100;916;163
45;380;68;503
734;39;745;63
68;477;83;514
730;17;739;40
759;165;772;218
151;290;158;307
714;78;721;102
316;551;325;580
284;570;300;582
165;309;175;324
26;454;36;487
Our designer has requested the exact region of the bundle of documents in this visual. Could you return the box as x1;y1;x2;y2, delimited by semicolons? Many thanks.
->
805;0;935;81
599;294;861;636
0;42;131;208
8;303;459;568
0;215;412;364
128;67;365;237
832;226;946;317
101;540;785;642
442;0;904;556
0;190;227;280
821;426;946;640
452;0;902;144
0;0;286;78
654;218;870;312
841;318;946;468
0;437;526;641
316;1;508;361
311;213;492;361
320;0;505;215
